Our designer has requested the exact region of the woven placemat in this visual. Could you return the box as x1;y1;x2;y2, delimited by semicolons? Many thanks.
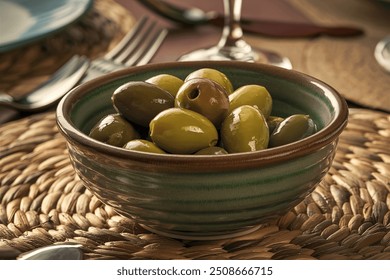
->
0;0;135;99
0;108;389;260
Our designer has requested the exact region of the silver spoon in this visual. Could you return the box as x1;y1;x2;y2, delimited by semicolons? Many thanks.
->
139;0;215;25
17;243;83;260
0;55;89;112
374;36;390;73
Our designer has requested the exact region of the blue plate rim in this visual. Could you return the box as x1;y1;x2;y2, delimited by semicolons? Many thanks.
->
0;0;94;53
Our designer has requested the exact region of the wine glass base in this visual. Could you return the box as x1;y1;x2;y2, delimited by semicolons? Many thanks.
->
178;46;292;69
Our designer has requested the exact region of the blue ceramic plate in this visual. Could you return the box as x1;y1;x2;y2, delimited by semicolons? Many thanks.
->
0;0;93;53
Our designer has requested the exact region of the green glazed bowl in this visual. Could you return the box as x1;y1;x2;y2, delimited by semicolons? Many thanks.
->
56;61;348;240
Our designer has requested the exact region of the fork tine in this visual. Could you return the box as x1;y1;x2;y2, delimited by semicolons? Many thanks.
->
104;16;148;61
81;17;168;82
113;18;168;66
126;28;168;66
113;18;158;64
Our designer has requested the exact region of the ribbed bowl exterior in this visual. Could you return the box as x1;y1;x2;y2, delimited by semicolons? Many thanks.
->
57;61;348;239
66;139;337;236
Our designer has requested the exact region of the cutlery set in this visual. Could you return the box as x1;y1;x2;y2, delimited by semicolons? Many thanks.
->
0;1;369;114
0;55;89;112
0;16;167;113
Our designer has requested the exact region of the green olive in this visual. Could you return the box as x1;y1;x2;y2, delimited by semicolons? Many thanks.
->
145;74;184;97
267;116;284;135
194;146;228;155
150;108;218;154
175;78;229;128
185;68;234;94
89;113;140;147
221;105;269;153
112;81;174;127
269;114;317;147
123;139;166;154
229;85;272;118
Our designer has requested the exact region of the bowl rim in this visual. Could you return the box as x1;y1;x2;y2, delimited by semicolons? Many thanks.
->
56;61;348;171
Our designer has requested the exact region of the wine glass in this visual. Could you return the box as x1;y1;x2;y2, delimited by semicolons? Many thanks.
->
178;0;292;69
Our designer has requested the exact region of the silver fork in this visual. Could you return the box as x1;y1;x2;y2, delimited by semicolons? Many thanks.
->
0;17;168;113
81;16;168;82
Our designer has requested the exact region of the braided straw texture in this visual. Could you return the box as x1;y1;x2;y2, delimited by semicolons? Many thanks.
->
0;108;389;260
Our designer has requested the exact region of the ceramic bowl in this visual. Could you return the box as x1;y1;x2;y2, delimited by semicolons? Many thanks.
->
56;61;348;240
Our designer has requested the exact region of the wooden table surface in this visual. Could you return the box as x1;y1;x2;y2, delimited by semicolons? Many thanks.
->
0;0;389;124
119;0;390;112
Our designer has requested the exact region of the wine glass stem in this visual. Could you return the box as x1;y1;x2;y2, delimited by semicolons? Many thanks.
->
218;0;244;48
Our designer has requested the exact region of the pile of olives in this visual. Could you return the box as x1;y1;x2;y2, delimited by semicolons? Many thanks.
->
89;68;317;155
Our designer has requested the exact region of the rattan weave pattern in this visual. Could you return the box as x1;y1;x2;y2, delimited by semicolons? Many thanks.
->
0;108;389;260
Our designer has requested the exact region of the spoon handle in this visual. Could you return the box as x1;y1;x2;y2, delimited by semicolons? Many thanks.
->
0;92;14;104
0;56;89;112
374;36;390;73
17;243;83;260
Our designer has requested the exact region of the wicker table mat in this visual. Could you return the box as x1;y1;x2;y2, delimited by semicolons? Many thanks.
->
0;108;389;260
